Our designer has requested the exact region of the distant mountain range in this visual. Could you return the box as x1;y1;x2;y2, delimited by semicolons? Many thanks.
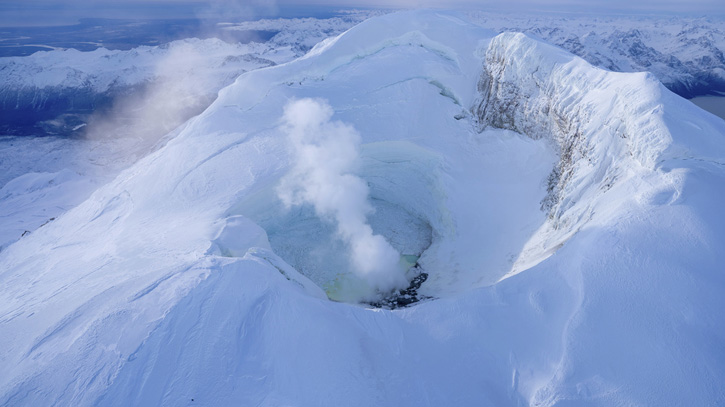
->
470;12;725;98
1;11;723;138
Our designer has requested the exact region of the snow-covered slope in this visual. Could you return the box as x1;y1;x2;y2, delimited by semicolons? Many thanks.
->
0;134;144;252
1;10;724;406
0;12;374;254
469;12;725;98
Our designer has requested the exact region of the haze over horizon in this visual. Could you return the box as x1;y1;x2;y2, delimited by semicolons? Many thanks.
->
1;0;723;27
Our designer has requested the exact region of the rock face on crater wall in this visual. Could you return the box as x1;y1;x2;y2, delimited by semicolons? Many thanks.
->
474;32;724;264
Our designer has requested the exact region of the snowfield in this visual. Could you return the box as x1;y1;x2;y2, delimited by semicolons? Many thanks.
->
1;10;725;406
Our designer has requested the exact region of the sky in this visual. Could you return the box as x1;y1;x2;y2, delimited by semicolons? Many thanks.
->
12;0;722;10
0;0;723;27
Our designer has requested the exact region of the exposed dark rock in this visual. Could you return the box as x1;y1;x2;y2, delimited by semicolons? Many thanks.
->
366;267;430;309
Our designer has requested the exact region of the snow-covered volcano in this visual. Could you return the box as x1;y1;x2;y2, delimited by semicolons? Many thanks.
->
1;10;724;406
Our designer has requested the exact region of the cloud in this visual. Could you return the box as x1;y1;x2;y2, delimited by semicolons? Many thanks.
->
195;0;279;21
277;98;407;297
2;0;722;27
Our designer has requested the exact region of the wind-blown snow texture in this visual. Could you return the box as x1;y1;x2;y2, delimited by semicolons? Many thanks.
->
1;10;725;407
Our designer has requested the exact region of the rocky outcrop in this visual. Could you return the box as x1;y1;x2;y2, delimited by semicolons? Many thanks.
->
473;32;675;230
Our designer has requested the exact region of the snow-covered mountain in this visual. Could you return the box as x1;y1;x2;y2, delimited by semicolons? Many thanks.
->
3;10;722;138
219;10;388;54
1;10;724;406
0;12;373;137
0;38;279;136
0;11;379;252
469;12;725;98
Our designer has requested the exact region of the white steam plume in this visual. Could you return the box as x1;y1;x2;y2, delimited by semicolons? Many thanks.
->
278;98;407;295
83;42;217;164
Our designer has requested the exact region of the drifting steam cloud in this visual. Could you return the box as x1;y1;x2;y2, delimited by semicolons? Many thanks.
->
82;42;219;163
278;98;407;295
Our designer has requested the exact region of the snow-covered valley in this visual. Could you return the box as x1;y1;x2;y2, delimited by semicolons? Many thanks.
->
1;10;725;406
